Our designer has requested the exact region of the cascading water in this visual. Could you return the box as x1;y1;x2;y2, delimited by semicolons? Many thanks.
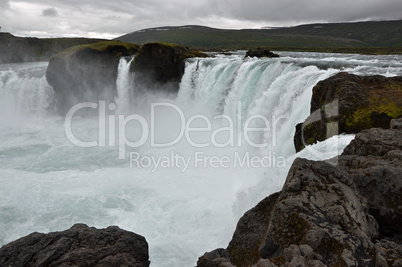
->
0;52;401;266
115;57;135;113
178;56;339;159
0;62;54;120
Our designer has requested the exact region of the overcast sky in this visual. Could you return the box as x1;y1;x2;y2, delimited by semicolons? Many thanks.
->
1;0;401;39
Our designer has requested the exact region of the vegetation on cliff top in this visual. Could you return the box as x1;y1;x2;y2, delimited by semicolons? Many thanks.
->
133;42;207;58
53;40;140;59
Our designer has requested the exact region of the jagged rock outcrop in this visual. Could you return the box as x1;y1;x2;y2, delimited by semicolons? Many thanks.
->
46;41;139;114
0;32;104;63
0;223;150;267
294;72;402;152
130;42;207;92
197;248;233;267
245;48;279;58
198;120;402;266
340;122;402;246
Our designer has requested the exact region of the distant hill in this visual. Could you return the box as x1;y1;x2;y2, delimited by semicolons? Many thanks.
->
116;20;402;49
0;33;105;64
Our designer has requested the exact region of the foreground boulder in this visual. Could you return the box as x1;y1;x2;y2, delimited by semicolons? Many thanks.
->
0;224;150;267
294;72;402;152
198;120;402;266
340;124;402;246
245;48;279;58
130;42;207;92
46;41;139;114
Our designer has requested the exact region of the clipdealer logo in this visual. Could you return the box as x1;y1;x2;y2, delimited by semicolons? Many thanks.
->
64;100;340;170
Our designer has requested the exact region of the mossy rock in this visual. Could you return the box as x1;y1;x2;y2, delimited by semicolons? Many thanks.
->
294;72;402;152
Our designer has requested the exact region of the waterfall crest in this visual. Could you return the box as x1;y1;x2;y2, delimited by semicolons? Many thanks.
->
178;55;338;157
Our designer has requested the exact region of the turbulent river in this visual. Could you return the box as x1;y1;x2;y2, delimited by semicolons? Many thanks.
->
1;51;401;266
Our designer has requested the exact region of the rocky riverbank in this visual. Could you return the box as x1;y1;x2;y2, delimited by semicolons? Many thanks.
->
197;119;402;266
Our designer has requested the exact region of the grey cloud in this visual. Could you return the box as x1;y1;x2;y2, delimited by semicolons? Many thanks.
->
0;0;9;8
209;0;402;24
42;7;58;17
3;0;402;38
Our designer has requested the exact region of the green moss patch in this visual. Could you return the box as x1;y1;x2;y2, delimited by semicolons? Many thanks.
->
345;83;402;131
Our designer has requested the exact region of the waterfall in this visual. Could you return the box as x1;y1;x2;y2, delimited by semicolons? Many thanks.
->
178;55;339;157
115;57;135;113
0;63;54;118
1;52;401;267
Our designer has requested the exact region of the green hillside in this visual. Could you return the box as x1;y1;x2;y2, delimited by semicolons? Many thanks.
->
116;20;402;50
0;33;105;63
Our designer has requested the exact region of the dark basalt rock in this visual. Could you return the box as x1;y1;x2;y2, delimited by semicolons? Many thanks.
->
0;223;150;267
245;48;279;58
226;193;280;266
340;126;402;246
198;122;402;266
46;41;139;114
294;72;402;152
130;42;208;92
197;248;233;267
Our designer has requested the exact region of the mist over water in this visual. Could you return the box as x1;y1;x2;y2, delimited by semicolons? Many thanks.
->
0;52;401;266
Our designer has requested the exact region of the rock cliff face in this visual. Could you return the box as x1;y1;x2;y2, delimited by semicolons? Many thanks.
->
294;72;402;152
0;224;150;267
130;42;207;92
198;119;402;267
46;41;139;114
0;32;105;64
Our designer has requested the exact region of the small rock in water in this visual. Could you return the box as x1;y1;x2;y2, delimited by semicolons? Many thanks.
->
245;48;279;58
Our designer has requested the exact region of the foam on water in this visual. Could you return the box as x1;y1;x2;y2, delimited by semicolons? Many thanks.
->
0;52;401;266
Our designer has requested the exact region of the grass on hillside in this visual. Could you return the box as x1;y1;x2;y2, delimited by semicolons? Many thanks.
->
117;21;402;53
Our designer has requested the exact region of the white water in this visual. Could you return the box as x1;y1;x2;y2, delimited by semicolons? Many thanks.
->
0;52;401;266
115;57;135;114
